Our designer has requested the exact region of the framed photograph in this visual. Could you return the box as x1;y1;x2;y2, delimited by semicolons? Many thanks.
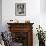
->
15;3;26;16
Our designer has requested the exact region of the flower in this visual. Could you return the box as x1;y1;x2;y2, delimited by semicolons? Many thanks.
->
36;25;45;41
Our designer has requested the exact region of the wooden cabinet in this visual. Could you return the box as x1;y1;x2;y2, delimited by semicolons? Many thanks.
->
7;23;34;46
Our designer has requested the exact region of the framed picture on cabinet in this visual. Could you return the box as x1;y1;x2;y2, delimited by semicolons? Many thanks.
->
15;3;26;16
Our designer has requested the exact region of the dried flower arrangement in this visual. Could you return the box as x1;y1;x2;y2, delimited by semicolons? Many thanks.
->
36;25;45;46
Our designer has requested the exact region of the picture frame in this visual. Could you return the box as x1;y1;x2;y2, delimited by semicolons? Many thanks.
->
15;3;26;16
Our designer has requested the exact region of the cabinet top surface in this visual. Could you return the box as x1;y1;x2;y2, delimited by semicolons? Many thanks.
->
7;23;34;25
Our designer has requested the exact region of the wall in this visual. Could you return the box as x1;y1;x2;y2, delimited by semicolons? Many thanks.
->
40;0;46;31
40;0;46;14
0;0;2;32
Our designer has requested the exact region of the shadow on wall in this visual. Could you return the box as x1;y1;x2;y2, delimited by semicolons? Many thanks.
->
0;0;2;32
40;0;46;14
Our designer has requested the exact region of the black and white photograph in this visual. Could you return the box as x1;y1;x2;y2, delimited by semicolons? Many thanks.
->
15;3;26;16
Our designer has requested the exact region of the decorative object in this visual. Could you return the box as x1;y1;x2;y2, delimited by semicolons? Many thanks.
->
25;20;30;23
0;32;5;46
10;20;13;21
1;31;12;46
15;3;26;16
36;25;45;46
8;19;19;23
44;31;46;40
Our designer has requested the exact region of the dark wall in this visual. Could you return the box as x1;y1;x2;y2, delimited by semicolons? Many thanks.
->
0;0;2;32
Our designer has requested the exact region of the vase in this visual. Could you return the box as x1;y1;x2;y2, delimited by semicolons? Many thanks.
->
39;40;45;46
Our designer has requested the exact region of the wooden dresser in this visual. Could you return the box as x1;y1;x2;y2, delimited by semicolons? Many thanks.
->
7;23;34;46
